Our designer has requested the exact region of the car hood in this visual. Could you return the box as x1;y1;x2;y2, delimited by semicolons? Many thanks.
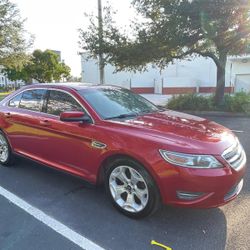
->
111;110;236;155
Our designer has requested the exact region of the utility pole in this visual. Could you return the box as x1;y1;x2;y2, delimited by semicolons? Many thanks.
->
98;0;105;84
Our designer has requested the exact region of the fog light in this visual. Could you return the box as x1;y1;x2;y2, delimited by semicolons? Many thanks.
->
176;191;204;201
224;179;244;201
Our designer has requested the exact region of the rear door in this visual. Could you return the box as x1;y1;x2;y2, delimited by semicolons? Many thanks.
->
3;88;49;158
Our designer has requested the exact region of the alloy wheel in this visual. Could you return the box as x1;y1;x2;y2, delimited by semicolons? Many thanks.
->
0;134;9;163
109;165;149;213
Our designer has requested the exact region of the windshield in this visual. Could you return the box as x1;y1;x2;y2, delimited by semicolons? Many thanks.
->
78;87;159;120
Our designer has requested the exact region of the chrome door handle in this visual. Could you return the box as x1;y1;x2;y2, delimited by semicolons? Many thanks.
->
4;112;11;118
39;120;51;127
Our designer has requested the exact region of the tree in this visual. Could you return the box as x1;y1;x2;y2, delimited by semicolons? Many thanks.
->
0;0;32;68
79;0;250;105
79;5;120;82
5;50;71;83
66;75;82;82
4;66;31;83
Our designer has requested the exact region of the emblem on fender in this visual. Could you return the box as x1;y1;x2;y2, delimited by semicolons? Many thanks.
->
91;140;107;149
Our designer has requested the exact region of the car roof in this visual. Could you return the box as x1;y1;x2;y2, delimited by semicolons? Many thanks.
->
21;82;122;92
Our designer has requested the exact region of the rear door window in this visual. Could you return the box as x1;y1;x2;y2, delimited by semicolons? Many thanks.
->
19;89;46;112
46;90;83;116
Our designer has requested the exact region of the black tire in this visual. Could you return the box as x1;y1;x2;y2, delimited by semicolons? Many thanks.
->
105;157;161;218
0;131;14;167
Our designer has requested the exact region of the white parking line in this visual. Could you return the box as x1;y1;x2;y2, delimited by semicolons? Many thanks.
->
230;130;244;133
0;186;104;250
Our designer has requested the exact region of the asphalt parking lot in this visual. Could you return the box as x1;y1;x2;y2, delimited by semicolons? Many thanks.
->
0;116;249;250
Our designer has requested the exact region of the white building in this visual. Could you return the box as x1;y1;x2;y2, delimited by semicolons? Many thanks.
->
81;53;250;95
227;56;250;93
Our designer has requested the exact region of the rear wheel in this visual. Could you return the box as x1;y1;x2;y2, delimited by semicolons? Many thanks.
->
0;131;14;166
105;158;161;218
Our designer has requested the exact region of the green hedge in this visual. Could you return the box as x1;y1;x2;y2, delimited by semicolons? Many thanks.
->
167;92;250;113
223;92;250;112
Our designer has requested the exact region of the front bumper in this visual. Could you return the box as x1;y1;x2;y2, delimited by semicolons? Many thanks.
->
155;156;246;208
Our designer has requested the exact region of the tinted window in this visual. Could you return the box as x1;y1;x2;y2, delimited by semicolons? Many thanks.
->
78;88;158;119
19;89;46;112
8;93;22;108
47;90;83;116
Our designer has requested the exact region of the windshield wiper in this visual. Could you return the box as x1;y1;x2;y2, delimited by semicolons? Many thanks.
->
157;107;167;112
104;113;138;120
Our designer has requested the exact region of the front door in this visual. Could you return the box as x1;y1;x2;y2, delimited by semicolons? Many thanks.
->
34;89;99;181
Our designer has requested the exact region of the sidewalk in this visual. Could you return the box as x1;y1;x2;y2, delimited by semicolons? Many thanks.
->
141;94;171;106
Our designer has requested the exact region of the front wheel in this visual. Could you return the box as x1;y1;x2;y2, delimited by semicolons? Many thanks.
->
105;158;161;218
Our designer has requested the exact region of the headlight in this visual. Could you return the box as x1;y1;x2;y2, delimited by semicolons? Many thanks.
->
159;150;223;169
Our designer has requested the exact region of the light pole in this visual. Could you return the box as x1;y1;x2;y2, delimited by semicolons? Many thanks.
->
98;0;105;84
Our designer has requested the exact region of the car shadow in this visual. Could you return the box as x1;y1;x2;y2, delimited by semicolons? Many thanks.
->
76;186;227;250
0;157;227;250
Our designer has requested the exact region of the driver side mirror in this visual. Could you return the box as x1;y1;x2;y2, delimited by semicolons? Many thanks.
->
60;111;92;123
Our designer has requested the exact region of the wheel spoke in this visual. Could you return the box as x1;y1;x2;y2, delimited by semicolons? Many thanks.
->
123;193;136;212
109;181;126;200
134;187;148;206
130;168;143;185
116;167;129;184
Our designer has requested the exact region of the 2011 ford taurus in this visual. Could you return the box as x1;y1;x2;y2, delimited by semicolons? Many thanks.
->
0;83;247;218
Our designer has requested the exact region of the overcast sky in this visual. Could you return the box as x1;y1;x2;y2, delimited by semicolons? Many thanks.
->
11;0;135;76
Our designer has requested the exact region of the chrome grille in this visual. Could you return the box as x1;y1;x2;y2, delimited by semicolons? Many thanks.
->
222;142;246;170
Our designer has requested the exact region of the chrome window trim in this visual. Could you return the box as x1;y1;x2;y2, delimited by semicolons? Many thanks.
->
8;92;23;108
5;87;95;124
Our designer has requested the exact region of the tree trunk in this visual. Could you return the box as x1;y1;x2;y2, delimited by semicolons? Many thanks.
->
98;0;105;84
99;55;105;85
215;52;227;106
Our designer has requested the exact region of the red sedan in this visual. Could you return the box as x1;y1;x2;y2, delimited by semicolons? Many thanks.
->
0;83;247;218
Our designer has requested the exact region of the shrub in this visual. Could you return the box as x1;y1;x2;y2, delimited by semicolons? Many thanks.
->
167;94;214;111
167;93;250;113
224;92;250;113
